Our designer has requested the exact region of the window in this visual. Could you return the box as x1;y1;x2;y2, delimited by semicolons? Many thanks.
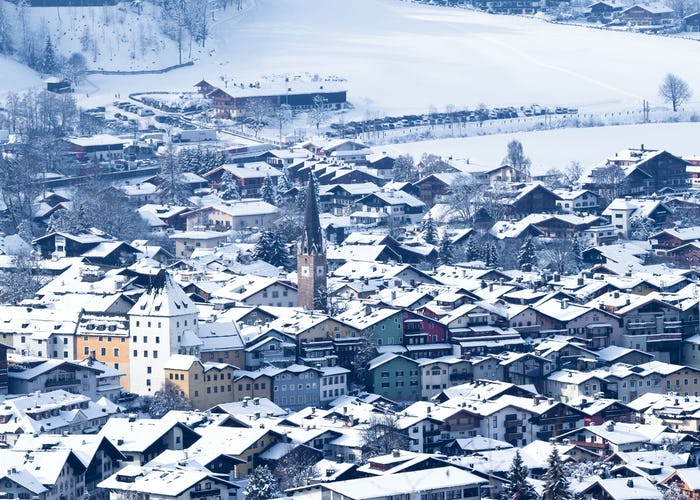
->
114;348;119;356
101;347;106;356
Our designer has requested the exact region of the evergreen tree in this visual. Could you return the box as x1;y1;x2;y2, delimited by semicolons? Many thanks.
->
278;166;293;192
483;241;499;267
571;233;584;272
465;237;480;261
42;35;57;75
148;380;194;418
219;171;241;201
252;229;291;270
244;465;281;500
542;447;571;500
422;214;438;245
502;450;537;500
438;233;454;265
517;237;536;272
261;174;276;204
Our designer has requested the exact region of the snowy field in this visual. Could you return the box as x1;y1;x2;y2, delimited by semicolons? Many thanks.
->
3;0;700;115
380;121;700;174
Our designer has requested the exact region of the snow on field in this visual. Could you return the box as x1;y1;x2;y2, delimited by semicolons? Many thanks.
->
0;55;41;93
6;0;700;115
380;121;700;175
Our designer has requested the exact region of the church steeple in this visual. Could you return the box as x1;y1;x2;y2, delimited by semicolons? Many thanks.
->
300;173;324;255
297;173;327;310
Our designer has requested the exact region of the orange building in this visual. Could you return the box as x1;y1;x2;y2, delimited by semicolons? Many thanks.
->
75;313;131;391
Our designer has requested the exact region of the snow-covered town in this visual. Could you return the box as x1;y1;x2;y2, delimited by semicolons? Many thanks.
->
6;0;700;499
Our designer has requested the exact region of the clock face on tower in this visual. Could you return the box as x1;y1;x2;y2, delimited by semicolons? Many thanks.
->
301;266;310;277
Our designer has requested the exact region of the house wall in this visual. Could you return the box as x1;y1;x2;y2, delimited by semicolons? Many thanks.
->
271;370;321;411
368;357;421;402
77;334;131;391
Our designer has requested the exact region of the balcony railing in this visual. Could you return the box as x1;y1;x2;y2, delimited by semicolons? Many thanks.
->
45;378;79;388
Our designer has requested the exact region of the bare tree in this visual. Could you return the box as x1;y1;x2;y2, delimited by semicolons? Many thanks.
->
502;139;531;178
360;413;411;460
309;95;328;133
563;161;584;186
446;173;484;223
273;445;319;491
275;103;292;144
590;164;627;206
659;73;692;112
243;98;274;137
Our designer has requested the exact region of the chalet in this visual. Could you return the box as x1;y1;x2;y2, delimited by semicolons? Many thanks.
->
578;477;662;499
33;228;112;259
320;183;380;215
588;0;624;21
204;162;283;197
582;148;690;199
684;11;700;30
365;151;395;178
603;198;672;239
504;183;561;217
553;188;601;214
354;190;426;226
620;4;675;26
414;173;463;207
522;213;609;239
65;134;125;161
651;226;700;254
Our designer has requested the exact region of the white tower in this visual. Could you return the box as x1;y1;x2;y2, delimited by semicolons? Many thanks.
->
128;270;201;394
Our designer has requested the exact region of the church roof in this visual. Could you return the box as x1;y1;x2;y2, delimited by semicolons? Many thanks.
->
300;174;324;255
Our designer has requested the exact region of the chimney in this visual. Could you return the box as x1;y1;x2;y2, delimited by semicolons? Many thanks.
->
336;454;344;463
577;277;584;286
253;397;260;405
562;299;569;309
242;399;248;407
627;479;634;488
392;449;401;457
614;291;620;299
606;421;615;432
489;282;494;292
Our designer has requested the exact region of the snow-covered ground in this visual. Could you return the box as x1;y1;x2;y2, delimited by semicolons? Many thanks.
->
4;0;700;115
379;121;700;175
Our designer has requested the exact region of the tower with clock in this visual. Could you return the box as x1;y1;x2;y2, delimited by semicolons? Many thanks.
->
297;173;327;310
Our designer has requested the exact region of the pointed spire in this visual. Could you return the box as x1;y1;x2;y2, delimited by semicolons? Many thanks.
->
300;173;324;255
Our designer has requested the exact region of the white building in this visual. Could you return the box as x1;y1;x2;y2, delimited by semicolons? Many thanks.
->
128;271;201;394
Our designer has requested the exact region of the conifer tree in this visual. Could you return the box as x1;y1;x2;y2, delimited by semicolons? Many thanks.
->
465;236;480;261
571;233;584;272
219;171;241;201
483;241;499;267
422;214;438;245
439;233;455;265
244;465;281;500
502;450;537;500
261;174;276;204
42;35;57;75
278;166;293;192
517;236;535;272
542;447;571;500
252;229;291;270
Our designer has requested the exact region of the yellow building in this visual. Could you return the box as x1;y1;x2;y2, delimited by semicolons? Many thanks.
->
75;314;131;391
164;354;237;410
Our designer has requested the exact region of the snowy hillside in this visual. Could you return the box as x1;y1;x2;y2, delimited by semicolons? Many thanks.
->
382;121;700;175
4;0;700;117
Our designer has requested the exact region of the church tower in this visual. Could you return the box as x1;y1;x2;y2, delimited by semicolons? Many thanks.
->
297;173;327;310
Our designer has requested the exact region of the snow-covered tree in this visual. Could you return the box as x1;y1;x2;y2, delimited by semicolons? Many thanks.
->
219;171;241;201
542;447;571;500
629;215;656;240
439;233;455;265
465;236;480;262
0;254;41;305
252;229;291;270
148;380;194;418
392;154;417;182
244;465;280;500
273;445;319;491
277;166;293;193
483;240;499;267
502;450;537;500
41;35;57;75
517;236;536;272
158;144;190;204
422;214;438;245
571;233;584;271
309;95;328;132
261;174;276;205
360;413;411;460
502;139;531;178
